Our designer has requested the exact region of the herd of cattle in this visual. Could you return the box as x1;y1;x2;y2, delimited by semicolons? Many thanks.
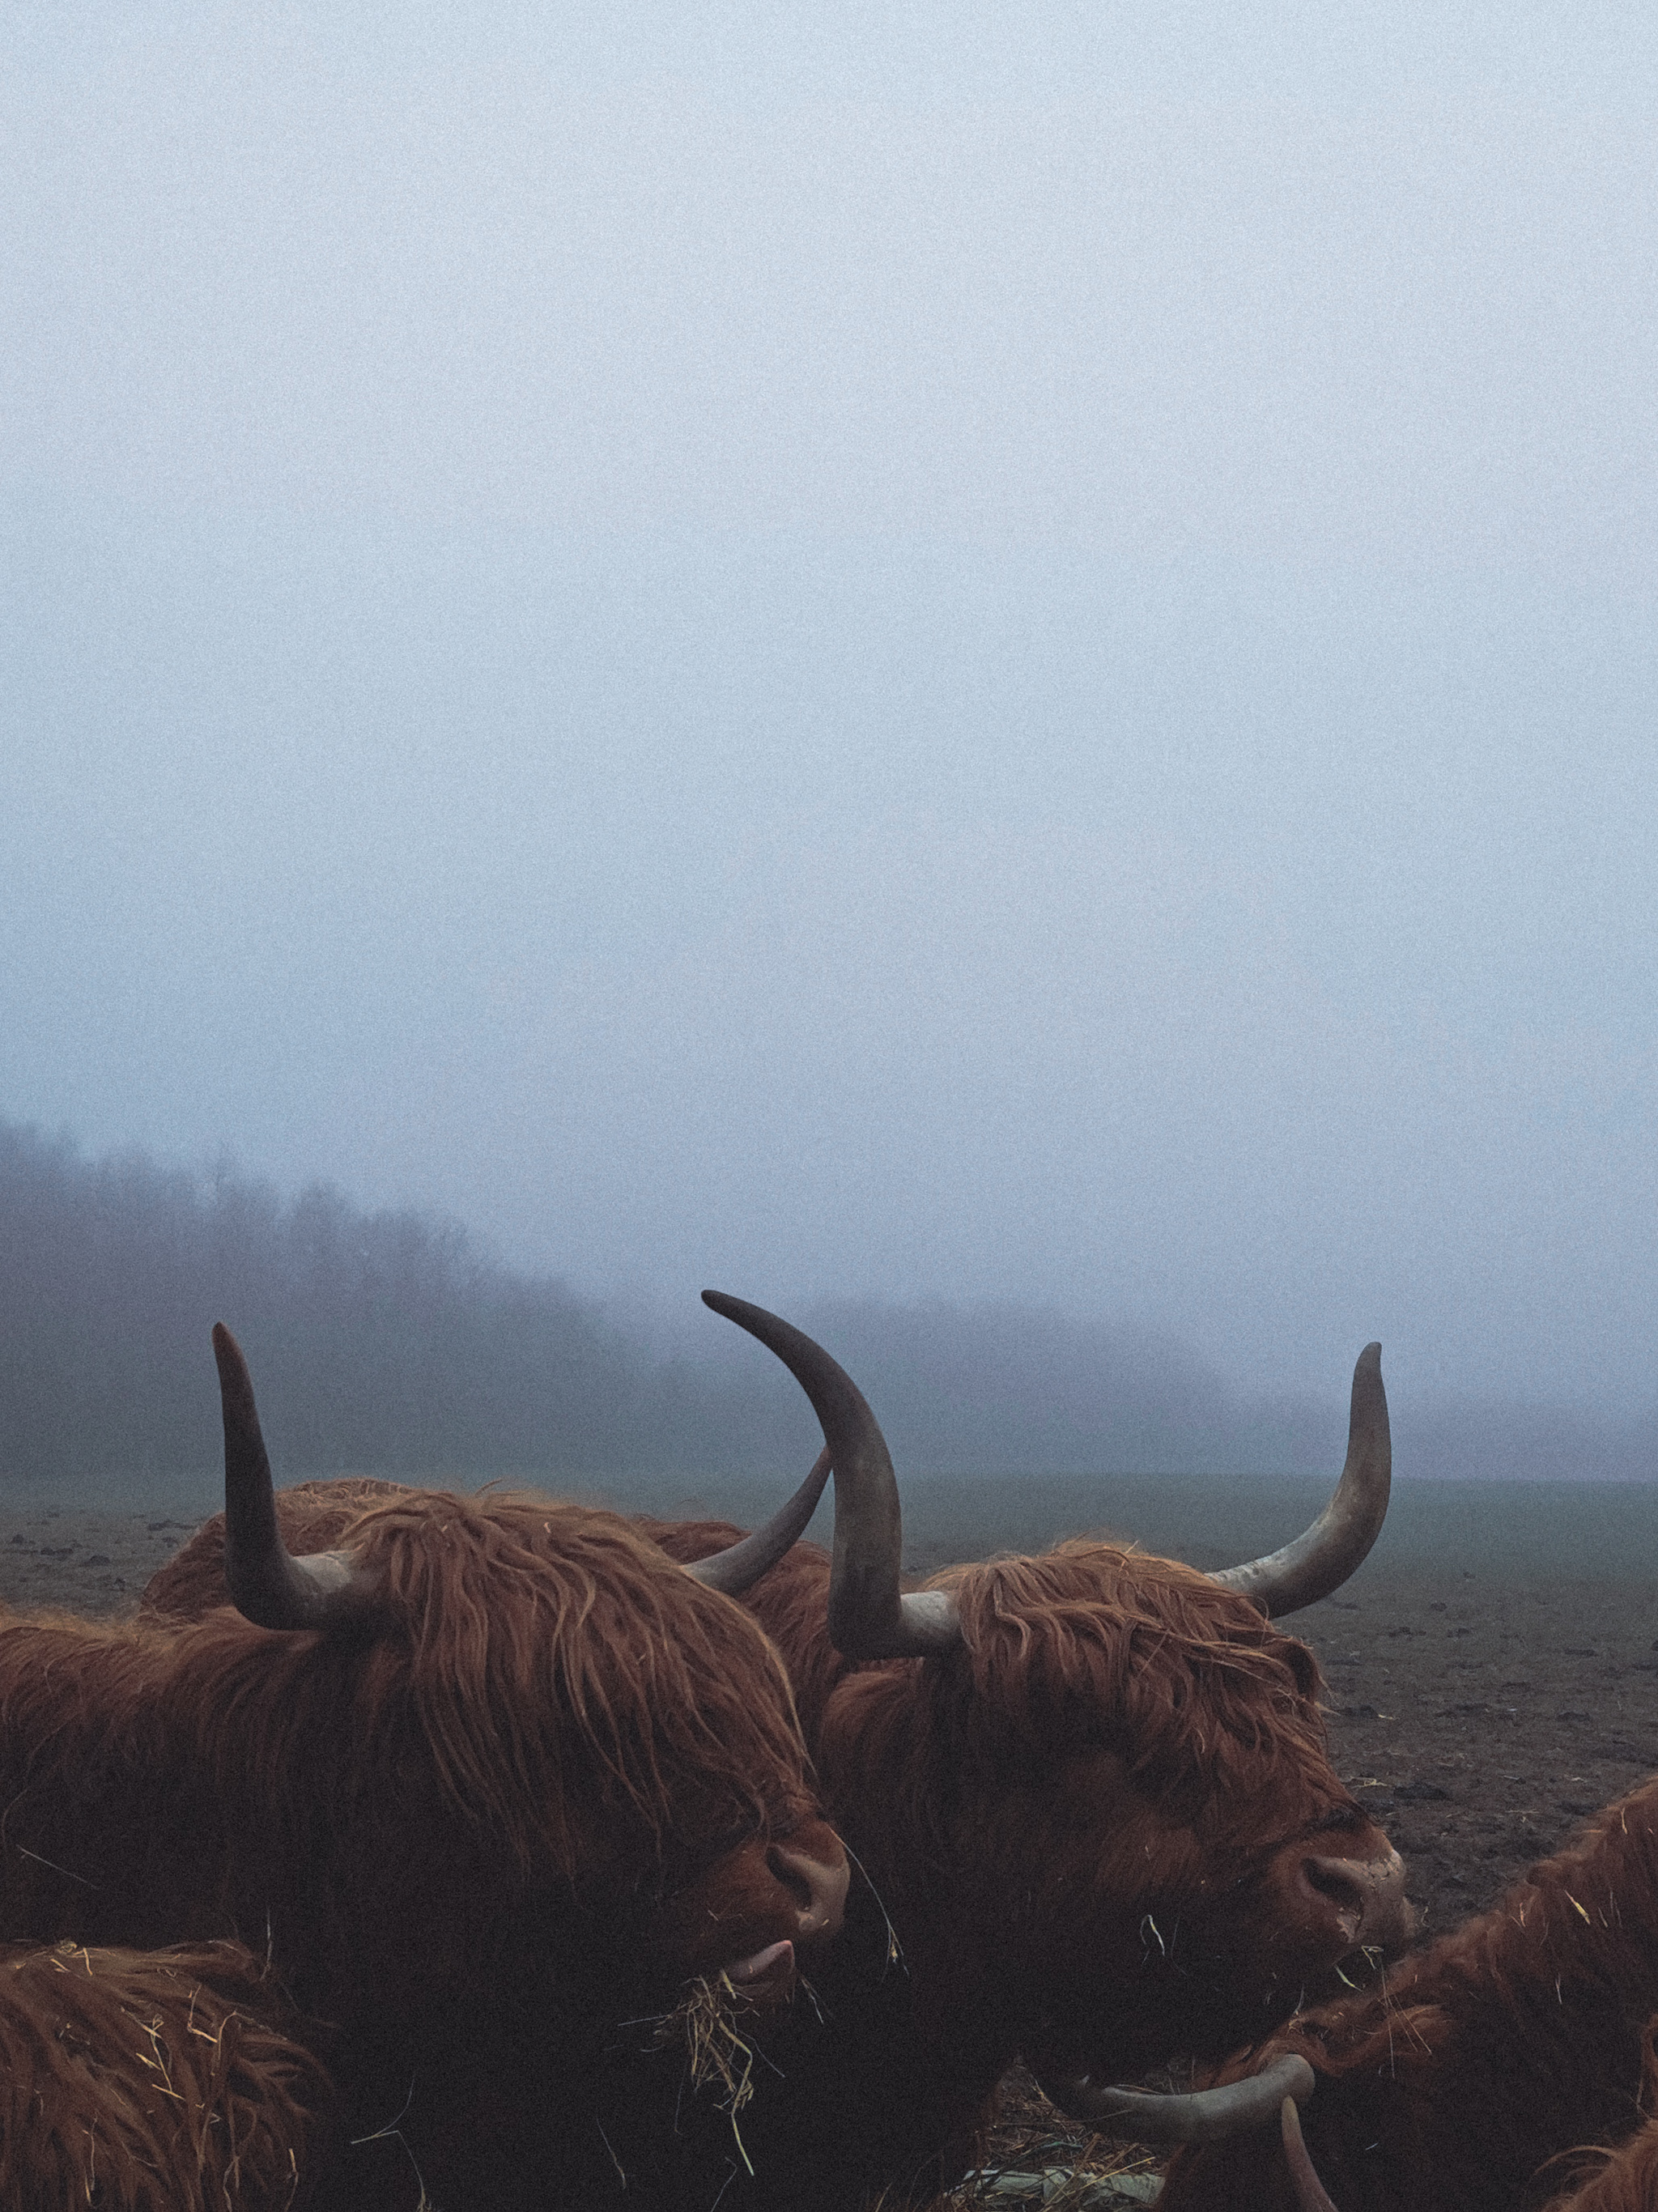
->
2;1292;1656;2209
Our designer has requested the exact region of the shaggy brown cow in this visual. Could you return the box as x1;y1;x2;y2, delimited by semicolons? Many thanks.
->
652;1295;1413;2204
0;1938;329;2212
1270;2023;1658;2212
2;1326;847;2212
1158;1773;1658;2212
159;1300;1410;2206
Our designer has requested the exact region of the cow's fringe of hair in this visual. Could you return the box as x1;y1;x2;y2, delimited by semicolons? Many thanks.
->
804;1543;1342;1902
933;1542;1328;1797
0;1939;327;2212
652;1527;1329;1801
144;1482;813;1877
4;1495;813;1895
345;1488;813;1873
1160;1779;1658;2212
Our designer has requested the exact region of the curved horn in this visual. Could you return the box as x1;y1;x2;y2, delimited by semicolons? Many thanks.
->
1038;2052;1316;2146
1282;2093;1342;2212
701;1293;960;1658
213;1325;383;1634
685;1446;834;1593
1209;1344;1389;1618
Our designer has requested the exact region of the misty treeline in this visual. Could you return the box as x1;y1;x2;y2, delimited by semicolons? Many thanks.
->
2;1117;1653;1495
1;1119;735;1491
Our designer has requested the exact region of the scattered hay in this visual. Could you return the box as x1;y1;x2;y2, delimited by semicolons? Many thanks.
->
640;2002;1166;2208
933;2064;1165;2210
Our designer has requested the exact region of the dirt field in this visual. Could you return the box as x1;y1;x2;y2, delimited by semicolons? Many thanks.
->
1292;1567;1658;1937
0;1504;199;1615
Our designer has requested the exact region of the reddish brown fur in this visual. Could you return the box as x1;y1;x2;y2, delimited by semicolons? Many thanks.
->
1160;1778;1658;2212
0;1939;327;2212
12;1489;835;2209
785;1538;1384;2043
1547;2133;1658;2212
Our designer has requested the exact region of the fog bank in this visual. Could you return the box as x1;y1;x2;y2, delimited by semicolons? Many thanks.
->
4;1119;1652;1498
6;3;1658;1423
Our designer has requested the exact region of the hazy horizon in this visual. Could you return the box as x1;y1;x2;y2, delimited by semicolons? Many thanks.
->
3;1115;1652;1498
6;5;1656;1425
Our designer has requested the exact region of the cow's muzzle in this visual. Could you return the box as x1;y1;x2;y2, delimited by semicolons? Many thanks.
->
1298;1844;1414;1956
767;1831;850;1948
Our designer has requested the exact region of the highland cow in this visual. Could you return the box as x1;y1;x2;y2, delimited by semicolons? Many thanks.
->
1158;1775;1658;2212
2;1326;847;2211
647;1295;1410;2203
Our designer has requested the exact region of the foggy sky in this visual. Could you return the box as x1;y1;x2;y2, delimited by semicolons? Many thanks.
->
5;4;1656;1421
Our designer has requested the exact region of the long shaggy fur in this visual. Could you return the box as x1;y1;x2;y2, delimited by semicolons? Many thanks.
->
19;1493;814;1895
147;1482;813;1874
10;1490;825;2210
652;1528;1333;1807
0;1939;327;2212
848;1538;1330;1814
1160;1777;1658;2212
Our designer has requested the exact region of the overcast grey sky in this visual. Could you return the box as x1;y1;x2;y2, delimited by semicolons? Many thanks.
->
4;2;1656;1414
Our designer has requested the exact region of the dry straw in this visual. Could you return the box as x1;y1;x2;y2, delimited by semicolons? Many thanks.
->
656;1972;763;2172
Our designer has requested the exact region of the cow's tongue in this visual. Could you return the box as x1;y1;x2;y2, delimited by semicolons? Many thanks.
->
724;1938;793;1989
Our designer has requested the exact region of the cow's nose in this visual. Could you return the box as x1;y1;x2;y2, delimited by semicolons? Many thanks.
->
1301;1855;1369;1945
767;1836;850;1944
1302;1848;1412;1952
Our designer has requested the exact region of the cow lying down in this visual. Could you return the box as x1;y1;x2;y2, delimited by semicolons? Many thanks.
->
0;1938;329;2212
1158;1772;1658;2212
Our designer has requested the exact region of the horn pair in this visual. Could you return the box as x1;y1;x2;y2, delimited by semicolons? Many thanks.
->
1039;2052;1346;2173
1037;2051;1316;2145
211;1324;833;1633
700;1292;1391;1656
